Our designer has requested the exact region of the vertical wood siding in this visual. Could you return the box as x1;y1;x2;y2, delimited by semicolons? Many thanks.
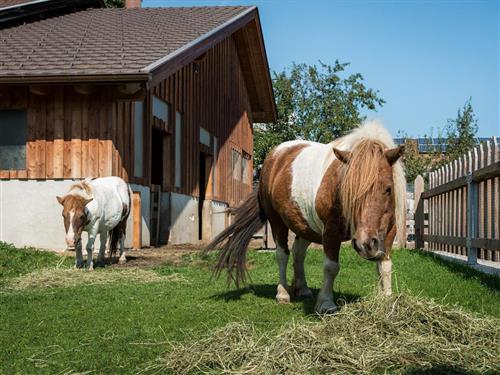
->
0;35;254;207
0;86;135;181
151;35;253;206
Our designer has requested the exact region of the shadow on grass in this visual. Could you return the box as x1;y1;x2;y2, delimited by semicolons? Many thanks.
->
209;284;362;315
414;251;500;292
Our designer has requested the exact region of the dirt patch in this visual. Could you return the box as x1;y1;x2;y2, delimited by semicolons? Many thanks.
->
60;244;203;269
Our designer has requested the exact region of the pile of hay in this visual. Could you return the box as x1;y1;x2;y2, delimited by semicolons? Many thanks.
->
145;294;499;374
3;268;188;291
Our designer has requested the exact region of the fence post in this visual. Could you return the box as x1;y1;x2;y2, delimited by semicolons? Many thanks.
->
466;173;478;265
414;175;425;249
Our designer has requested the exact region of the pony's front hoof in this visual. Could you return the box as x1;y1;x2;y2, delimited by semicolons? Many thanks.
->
294;287;314;300
315;300;338;315
276;284;290;304
118;257;127;265
75;262;84;269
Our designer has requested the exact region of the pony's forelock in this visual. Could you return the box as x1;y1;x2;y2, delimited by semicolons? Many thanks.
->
339;139;387;234
337;121;407;246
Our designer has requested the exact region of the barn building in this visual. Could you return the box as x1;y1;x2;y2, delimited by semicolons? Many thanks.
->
0;0;276;250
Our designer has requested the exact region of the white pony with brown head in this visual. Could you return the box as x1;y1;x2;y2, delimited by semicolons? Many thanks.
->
56;176;132;269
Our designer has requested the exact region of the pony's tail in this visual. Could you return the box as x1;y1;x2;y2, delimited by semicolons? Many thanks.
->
109;188;132;260
205;189;267;288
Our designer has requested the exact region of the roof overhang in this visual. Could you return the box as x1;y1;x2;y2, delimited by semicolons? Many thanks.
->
0;6;276;122
144;6;276;123
0;72;150;84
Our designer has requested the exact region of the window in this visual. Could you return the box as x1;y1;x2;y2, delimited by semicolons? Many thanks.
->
242;152;251;185
152;95;169;122
199;127;210;146
175;111;183;188
213;136;218;195
133;101;144;178
231;149;242;181
0;110;27;170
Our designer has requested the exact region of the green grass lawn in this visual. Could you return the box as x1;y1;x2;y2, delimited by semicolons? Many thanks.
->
1;241;499;374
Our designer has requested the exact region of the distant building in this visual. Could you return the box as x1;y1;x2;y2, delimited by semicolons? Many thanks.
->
394;137;492;154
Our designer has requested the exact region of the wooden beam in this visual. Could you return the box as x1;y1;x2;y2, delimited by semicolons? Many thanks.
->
72;84;94;96
29;85;51;96
422;161;500;199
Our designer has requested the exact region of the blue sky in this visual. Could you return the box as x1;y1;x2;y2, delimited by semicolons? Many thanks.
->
144;0;499;137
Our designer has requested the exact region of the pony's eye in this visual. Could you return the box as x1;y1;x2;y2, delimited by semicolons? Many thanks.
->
385;187;392;195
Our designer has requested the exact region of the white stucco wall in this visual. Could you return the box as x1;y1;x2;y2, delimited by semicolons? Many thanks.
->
169;192;199;244
0;180;150;251
209;200;228;239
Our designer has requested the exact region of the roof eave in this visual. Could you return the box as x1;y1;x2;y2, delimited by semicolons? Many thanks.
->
0;72;151;84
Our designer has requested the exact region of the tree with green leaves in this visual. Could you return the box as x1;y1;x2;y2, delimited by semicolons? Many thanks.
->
254;61;385;168
445;98;478;163
104;0;124;8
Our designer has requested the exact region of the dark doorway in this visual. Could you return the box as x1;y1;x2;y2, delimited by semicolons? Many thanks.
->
199;153;206;240
151;128;163;186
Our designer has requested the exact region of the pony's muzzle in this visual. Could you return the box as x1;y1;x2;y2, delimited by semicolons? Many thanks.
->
352;237;384;261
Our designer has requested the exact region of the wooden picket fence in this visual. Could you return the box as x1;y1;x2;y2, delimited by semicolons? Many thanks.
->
414;137;500;265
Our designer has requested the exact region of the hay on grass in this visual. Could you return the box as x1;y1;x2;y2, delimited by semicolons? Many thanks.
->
144;294;500;374
3;267;189;291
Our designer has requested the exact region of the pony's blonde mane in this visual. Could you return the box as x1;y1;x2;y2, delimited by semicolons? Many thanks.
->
337;121;406;247
68;178;93;198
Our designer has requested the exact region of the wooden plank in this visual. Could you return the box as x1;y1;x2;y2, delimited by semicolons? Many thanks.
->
53;87;64;179
492;137;500;261
45;91;55;178
88;96;99;178
424;234;466;248
63;90;72;178
81;96;89;178
71;95;82;179
132;191;142;249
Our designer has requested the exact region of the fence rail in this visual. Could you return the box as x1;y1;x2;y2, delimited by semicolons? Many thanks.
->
414;137;500;265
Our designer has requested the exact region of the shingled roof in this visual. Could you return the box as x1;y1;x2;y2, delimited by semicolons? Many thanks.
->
0;6;251;79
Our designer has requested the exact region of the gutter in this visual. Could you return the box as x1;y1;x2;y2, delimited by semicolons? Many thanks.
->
0;72;151;84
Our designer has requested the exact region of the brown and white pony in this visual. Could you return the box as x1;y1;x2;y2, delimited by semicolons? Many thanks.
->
206;121;406;314
56;176;132;270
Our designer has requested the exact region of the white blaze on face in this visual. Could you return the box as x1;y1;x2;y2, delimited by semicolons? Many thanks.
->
66;210;76;247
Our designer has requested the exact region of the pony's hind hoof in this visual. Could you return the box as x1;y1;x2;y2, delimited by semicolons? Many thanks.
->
294;287;314;300
315;301;338;315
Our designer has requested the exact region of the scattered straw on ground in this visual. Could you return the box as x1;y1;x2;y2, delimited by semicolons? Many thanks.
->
143;294;500;375
3;268;189;291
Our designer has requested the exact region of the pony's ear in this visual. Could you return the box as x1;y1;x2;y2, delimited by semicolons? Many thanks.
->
56;196;65;205
84;197;93;206
333;148;351;164
385;145;405;165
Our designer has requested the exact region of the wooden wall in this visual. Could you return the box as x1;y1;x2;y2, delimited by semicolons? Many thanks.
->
0;34;255;207
151;35;254;206
0;86;141;183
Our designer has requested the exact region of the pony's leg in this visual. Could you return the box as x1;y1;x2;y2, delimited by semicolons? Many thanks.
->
75;242;84;269
315;229;341;314
291;237;312;299
118;235;126;265
96;231;107;267
272;223;290;303
377;224;397;296
86;233;97;271
275;242;290;303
